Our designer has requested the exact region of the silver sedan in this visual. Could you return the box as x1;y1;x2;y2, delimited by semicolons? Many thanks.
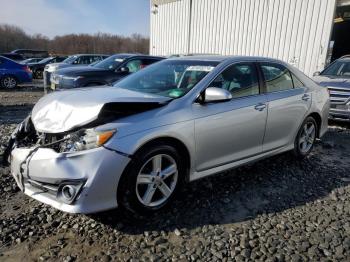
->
7;56;329;215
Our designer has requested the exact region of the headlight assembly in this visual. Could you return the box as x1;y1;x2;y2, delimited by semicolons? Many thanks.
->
60;129;116;152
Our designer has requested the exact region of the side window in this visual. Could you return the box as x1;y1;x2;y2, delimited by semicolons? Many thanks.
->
91;56;102;63
125;59;143;73
210;63;260;98
260;63;294;92
76;56;93;64
57;57;66;63
291;73;304;88
73;57;82;64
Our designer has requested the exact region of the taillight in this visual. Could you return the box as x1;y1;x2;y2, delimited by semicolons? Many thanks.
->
23;66;32;73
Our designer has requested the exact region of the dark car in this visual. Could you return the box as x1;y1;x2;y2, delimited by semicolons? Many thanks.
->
0;56;32;89
1;53;24;62
11;49;49;59
21;58;43;64
44;54;109;89
50;54;164;90
28;56;67;79
313;55;350;121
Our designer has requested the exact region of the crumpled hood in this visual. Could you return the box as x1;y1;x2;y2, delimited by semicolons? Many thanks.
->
31;87;170;133
313;75;350;89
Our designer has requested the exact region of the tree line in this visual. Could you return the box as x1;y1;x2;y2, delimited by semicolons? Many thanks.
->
0;24;149;55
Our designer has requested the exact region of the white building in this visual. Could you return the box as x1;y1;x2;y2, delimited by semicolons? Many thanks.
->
150;0;350;76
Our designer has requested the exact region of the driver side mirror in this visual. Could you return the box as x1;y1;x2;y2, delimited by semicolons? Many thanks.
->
313;71;321;76
119;67;130;73
203;87;232;103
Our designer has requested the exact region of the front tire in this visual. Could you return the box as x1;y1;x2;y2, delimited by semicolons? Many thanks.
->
118;144;185;216
1;76;17;89
293;116;317;158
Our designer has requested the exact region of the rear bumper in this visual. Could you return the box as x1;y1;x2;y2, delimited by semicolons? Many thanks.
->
10;146;131;214
17;72;32;84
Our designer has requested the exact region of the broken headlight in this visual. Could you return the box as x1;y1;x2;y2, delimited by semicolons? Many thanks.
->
60;129;115;152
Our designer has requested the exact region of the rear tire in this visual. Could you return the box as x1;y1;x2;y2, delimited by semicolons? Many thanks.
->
293;116;317;158
1;76;17;89
118;143;185;216
34;70;43;79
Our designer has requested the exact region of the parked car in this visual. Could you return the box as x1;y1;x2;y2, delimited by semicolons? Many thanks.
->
0;56;32;89
1;53;24;62
11;49;49;59
43;54;109;88
21;58;43;65
50;54;164;90
29;56;67;79
5;56;329;215
313;55;350;121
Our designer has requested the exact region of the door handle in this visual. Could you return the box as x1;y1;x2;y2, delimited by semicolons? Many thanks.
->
302;94;310;101
254;103;267;111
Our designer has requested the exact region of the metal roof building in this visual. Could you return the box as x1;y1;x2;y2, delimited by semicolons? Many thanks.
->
150;0;350;76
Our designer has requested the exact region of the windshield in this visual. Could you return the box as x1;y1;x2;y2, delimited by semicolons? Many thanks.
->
322;60;350;77
114;60;218;98
39;57;53;64
63;56;78;64
93;55;127;70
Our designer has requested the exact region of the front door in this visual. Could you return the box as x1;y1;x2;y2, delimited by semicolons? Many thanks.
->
193;62;268;171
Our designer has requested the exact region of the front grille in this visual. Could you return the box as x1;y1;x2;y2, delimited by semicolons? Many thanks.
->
328;86;350;104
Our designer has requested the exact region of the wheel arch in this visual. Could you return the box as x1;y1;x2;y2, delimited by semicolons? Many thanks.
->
1;74;19;81
133;136;192;181
307;112;322;138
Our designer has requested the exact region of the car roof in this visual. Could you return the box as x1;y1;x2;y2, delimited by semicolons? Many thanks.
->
69;54;109;56
109;53;164;59
169;55;285;64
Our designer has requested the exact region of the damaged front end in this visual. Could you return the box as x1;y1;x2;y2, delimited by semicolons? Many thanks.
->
3;116;96;203
4;96;168;212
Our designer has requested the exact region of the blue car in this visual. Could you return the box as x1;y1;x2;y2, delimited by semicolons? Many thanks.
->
0;56;32;89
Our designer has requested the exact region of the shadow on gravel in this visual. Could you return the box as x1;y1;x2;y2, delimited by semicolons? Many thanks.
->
91;131;350;235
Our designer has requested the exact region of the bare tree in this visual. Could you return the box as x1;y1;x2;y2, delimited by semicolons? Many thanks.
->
0;24;149;55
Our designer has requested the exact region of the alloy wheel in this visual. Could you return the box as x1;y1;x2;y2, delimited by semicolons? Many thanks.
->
2;76;17;89
136;154;178;207
298;121;316;153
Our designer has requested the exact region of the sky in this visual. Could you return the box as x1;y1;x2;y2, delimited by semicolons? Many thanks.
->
0;0;150;38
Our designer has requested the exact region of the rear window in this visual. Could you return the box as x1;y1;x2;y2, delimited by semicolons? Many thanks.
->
260;62;294;92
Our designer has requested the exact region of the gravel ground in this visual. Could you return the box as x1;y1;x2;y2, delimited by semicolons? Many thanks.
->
0;86;350;261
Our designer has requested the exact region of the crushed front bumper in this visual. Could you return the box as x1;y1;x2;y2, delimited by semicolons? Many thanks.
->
10;146;130;214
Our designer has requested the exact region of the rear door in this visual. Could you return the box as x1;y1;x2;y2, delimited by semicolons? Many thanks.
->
193;62;268;171
258;62;312;152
